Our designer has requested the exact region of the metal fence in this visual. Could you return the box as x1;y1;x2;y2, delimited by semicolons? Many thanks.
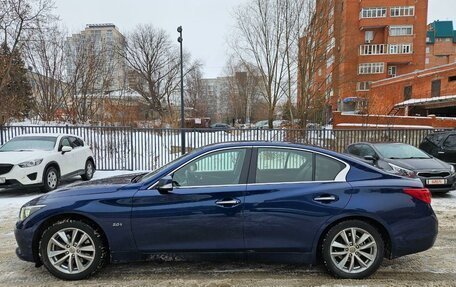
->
0;125;442;171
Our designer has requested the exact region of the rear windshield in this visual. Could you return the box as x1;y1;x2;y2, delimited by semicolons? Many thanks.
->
0;136;57;152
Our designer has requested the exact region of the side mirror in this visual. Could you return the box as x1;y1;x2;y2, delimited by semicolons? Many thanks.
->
61;146;73;154
364;155;377;162
156;175;173;194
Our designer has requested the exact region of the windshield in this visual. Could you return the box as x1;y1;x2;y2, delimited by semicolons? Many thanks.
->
374;144;430;159
0;136;57;152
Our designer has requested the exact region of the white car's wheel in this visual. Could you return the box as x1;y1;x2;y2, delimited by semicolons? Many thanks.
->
41;166;60;193
81;160;95;181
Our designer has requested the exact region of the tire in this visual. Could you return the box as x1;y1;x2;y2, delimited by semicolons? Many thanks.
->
39;219;107;280
40;166;60;193
81;160;95;181
322;220;384;279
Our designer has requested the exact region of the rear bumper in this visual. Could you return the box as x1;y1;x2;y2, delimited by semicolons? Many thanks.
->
391;211;438;258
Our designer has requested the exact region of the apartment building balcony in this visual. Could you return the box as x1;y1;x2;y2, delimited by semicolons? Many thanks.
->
359;44;413;56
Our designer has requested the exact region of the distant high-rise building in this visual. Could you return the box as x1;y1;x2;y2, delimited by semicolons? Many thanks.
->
298;0;429;115
66;23;126;92
426;20;456;68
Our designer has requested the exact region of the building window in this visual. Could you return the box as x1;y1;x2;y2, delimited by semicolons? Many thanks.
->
404;86;412;100
426;58;430;64
360;7;387;19
389;25;414;36
388;66;397;77
390;6;415;17
356;82;371;91
389;44;412;54
432;80;441;98
426;47;430;54
358;63;384;74
327;55;335;68
449;76;456;82
365;31;374;43
426;37;431;43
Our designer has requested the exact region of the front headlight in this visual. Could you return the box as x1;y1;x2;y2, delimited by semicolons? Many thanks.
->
19;205;46;221
388;163;417;178
450;165;455;174
18;159;43;168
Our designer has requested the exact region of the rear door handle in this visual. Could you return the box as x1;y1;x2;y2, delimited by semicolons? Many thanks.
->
215;199;241;207
314;195;338;202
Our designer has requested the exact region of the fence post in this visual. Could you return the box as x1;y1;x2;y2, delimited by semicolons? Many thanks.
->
65;124;69;134
130;126;134;171
0;123;4;146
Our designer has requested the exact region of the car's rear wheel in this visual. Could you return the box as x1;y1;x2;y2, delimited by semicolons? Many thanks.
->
322;220;384;279
39;220;107;280
81;160;95;181
41;167;60;193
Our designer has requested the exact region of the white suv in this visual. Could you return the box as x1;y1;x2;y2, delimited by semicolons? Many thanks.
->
0;134;95;192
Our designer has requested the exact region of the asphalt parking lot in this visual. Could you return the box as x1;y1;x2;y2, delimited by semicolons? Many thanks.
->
0;175;455;287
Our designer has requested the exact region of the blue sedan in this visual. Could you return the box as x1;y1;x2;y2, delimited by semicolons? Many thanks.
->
14;142;437;280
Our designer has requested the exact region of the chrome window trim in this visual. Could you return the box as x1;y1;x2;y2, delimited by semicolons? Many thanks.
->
147;145;351;190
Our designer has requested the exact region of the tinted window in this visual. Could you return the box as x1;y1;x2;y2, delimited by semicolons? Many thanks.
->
358;145;376;158
315;155;346;181
443;135;456;149
0;136;57;152
69;137;84;148
255;148;313;183
346;145;360;156
173;149;247;187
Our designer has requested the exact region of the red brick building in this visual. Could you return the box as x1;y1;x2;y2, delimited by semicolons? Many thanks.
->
369;62;456;116
299;0;429;115
426;21;456;68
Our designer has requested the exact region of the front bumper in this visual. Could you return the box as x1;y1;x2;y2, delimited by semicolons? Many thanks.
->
418;173;456;193
14;221;37;263
0;164;44;190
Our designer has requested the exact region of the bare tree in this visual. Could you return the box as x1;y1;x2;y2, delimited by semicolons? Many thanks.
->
223;57;263;124
64;34;115;123
0;0;55;94
24;24;67;121
120;24;180;119
232;0;289;128
185;62;208;118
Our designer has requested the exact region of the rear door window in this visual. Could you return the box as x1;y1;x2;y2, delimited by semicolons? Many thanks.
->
315;155;346;181
256;148;313;183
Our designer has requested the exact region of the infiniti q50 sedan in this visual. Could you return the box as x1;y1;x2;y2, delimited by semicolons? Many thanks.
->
15;142;437;280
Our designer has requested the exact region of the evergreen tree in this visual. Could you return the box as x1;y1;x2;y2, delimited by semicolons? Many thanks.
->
0;43;32;124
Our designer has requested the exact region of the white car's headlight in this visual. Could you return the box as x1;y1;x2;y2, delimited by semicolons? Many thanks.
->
388;163;417;178
18;159;43;168
19;205;46;221
450;165;455;174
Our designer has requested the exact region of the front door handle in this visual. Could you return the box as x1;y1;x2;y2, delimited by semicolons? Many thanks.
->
314;195;338;203
215;199;241;207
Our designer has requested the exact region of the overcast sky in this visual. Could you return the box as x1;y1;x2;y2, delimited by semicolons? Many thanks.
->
54;0;455;78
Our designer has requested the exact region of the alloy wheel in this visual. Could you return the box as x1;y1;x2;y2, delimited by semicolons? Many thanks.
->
46;228;96;274
329;227;378;274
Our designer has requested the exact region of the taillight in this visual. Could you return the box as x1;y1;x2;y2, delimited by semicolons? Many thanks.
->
403;188;432;204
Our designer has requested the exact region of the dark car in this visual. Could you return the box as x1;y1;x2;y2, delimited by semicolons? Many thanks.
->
15;142;437;280
210;123;231;130
345;142;456;194
419;131;456;166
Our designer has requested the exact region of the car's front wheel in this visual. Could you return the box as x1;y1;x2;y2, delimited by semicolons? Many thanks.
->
81;160;95;181
39;219;107;280
322;220;384;279
41;166;60;193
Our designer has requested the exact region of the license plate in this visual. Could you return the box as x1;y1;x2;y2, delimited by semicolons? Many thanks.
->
426;179;447;185
0;177;5;184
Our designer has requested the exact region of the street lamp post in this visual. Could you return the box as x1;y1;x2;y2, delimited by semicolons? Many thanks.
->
177;26;185;155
